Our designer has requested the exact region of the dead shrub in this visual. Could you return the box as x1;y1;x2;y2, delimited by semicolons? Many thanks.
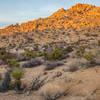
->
45;61;64;70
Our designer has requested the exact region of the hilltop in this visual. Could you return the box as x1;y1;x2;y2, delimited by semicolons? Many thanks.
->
0;3;100;35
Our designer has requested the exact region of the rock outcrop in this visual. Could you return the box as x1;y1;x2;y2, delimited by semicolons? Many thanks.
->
0;3;100;35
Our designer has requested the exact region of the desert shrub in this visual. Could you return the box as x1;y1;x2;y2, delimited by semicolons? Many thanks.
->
0;48;13;63
22;58;42;68
24;75;44;93
25;50;37;60
31;76;44;91
63;46;73;53
93;54;100;65
11;69;24;90
68;65;79;72
76;46;85;57
33;44;39;51
40;82;64;100
15;54;26;61
83;52;98;68
67;58;88;72
73;41;80;45
83;52;94;61
41;51;48;60
12;69;24;80
45;61;64;70
37;51;43;56
8;59;20;67
47;48;64;61
9;81;16;89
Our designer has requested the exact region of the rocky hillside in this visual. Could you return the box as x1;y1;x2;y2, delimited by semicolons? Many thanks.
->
0;3;100;49
0;3;100;35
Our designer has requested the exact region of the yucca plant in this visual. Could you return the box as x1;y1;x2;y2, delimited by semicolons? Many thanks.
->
11;69;24;90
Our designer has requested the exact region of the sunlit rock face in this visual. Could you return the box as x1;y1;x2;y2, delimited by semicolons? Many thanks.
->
0;3;100;36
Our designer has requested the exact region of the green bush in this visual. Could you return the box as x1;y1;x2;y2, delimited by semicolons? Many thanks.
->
0;48;13;62
84;52;94;61
25;50;37;60
11;69;24;80
8;59;20;67
76;46;85;57
47;48;64;61
41;48;64;61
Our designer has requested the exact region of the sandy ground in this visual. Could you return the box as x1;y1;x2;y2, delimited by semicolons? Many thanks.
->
0;64;100;100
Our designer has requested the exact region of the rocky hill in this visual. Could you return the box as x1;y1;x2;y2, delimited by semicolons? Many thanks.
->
0;3;100;49
0;3;100;35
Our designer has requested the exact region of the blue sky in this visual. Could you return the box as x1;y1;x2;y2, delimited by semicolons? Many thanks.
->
0;0;100;28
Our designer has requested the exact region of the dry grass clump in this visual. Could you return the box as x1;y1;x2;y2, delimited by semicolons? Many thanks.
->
24;75;45;93
39;82;65;100
67;58;88;72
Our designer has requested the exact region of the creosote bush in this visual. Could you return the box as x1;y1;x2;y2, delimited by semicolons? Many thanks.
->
0;48;13;62
25;50;37;60
84;52;94;61
76;46;85;57
8;59;20;67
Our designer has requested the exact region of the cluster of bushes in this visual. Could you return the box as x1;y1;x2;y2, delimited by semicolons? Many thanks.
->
75;46;100;69
0;48;13;63
25;50;37;60
0;48;25;91
8;59;20;68
76;46;94;60
42;47;72;61
76;46;85;57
